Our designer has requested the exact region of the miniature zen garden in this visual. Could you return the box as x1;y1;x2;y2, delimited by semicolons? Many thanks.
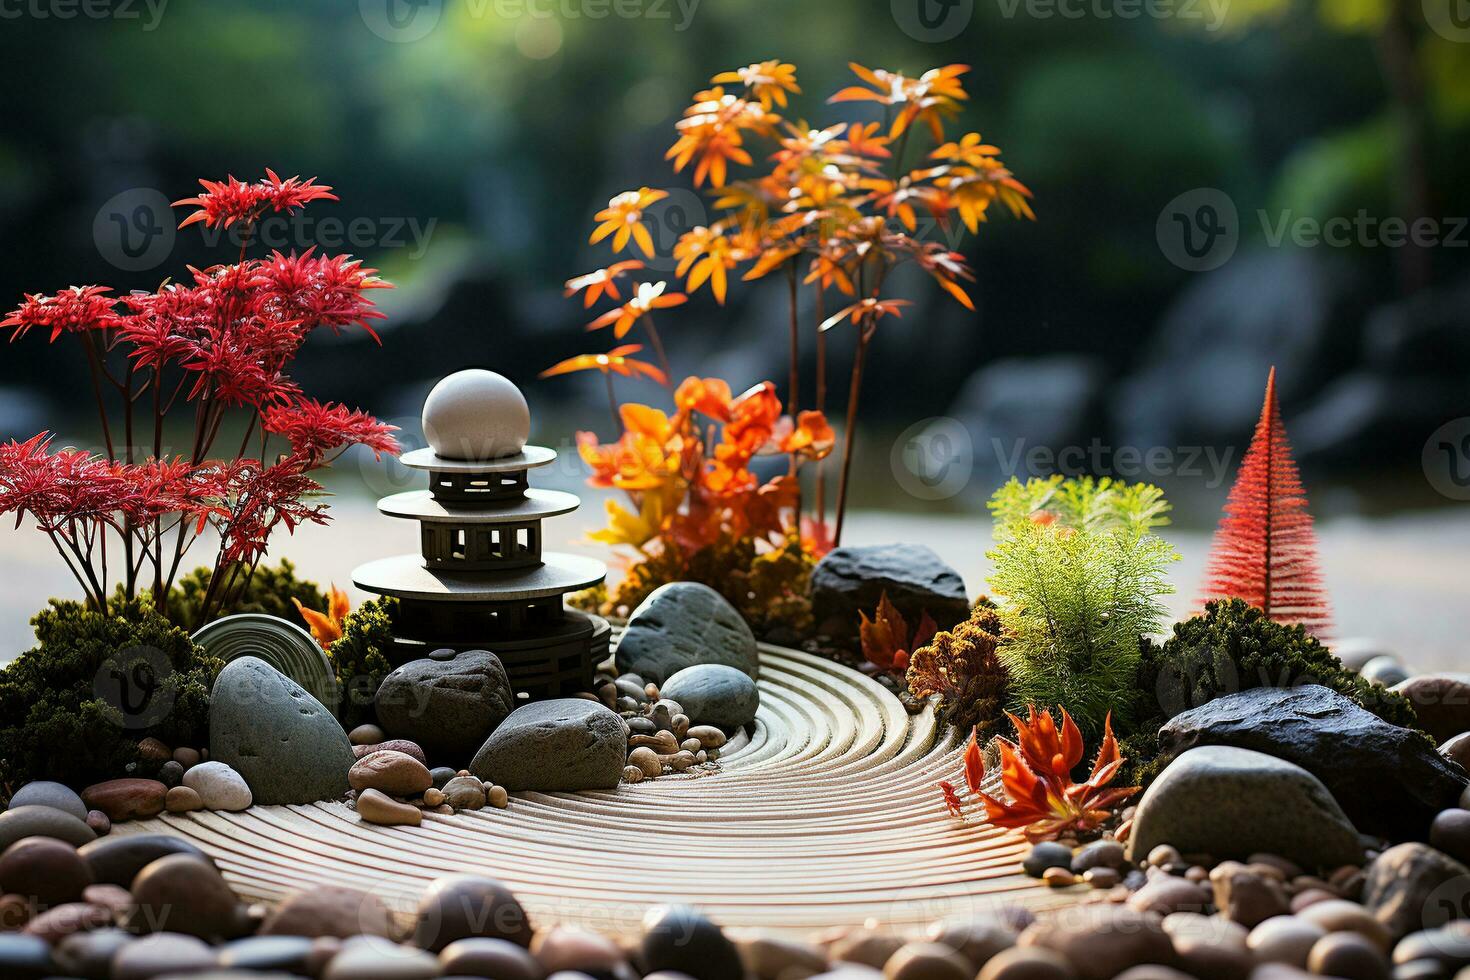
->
1;61;1468;980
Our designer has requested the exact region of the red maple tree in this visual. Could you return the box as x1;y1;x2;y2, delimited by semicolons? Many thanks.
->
1200;368;1333;636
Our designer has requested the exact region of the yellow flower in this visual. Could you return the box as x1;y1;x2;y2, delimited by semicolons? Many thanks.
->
590;188;667;258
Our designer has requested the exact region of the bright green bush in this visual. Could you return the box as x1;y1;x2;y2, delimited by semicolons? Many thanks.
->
0;598;223;789
329;597;398;729
986;476;1179;735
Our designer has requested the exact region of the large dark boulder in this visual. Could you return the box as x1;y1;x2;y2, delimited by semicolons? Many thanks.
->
810;544;969;641
1159;684;1465;841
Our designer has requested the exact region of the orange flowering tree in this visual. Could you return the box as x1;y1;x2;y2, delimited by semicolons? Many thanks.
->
548;59;1032;613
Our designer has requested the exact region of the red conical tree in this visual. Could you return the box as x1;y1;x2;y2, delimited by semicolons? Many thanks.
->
1200;368;1334;636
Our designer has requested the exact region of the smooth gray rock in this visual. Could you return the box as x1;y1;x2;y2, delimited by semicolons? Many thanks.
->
810;543;969;641
1127;746;1363;870
375;649;514;761
469;699;626;791
615;582;757;685
1158;685;1465;841
1359;656;1410;688
209;657;354;805
0;805;94;851
660;664;759;730
8;781;87;821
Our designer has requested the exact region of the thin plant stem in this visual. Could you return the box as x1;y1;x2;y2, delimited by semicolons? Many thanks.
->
813;284;827;528
833;320;874;547
641;315;672;385
785;262;800;411
605;372;622;434
81;333;114;460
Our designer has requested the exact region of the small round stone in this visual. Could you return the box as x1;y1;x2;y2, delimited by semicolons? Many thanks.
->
155;761;185;789
1023;842;1074;878
0;932;53;980
350;724;387;746
1248;915;1327;968
1043;868;1078;888
86;811;111;836
356;789;422;827
1072;840;1125;873
440;936;546;980
1430;809;1470;865
126;853;243;941
641;905;742;980
532;925;625;974
173;747;201;768
163;785;203;813
488;785;509;809
52;927;131;979
1296;900;1392;952
0;837;93;907
111;931;216;980
1307;931;1388;980
977;946;1077;980
422;368;530;460
181;761;252;811
883;941;972;980
1147;844;1183;868
1083;868;1120;889
9;781;88;821
412;873;531;952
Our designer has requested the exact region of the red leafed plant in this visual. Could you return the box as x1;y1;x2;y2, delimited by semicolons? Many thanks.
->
0;171;398;628
940;705;1139;842
1199;368;1333;636
859;591;938;673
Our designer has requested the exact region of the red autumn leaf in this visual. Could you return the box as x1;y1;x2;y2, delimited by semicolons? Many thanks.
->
859;592;937;673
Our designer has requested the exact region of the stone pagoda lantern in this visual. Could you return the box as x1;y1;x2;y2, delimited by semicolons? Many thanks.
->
353;369;609;700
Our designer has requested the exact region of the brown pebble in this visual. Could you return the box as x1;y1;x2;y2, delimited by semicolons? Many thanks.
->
977;946;1076;980
0;892;32;929
1083;868;1120;889
0;836;94;907
164;786;204;813
1247;915;1326;969
1043;868;1077;888
137;737;172;762
422;788;446;807
82;883;131;916
172;747;201;769
1290;888;1337;913
85;810;111;836
355;788;422;827
1185;866;1208;883
1147;844;1182;868
1296;899;1392;952
884;941;972;980
488;785;509;809
1306;931;1388;980
1249;853;1303;879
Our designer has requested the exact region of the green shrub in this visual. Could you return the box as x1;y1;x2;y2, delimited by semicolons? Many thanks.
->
1123;598;1424;782
986;476;1179;736
161;559;327;630
329;597;398;729
0;598;223;790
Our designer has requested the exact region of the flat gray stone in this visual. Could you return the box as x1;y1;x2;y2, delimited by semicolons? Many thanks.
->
660;664;759;730
0;805;95;852
375;649;514;762
209;657;354;805
1127;746;1363;869
8;781;87;821
469;699;626;791
615;582;757;685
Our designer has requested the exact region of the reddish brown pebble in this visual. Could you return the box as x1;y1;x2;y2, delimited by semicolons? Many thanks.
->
1084;868;1120;889
1290;888;1336;913
1043;868;1077;888
1306;931;1388;980
977;946;1077;980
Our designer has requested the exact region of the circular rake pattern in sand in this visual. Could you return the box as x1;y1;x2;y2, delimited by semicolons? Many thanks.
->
124;637;1074;936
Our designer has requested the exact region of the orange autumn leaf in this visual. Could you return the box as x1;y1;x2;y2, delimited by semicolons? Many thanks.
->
712;60;801;110
675;376;734;421
858;591;939;673
564;260;644;308
587;281;688;339
938;706;1139;843
939;779;965;818
777;410;835;460
540;343;668;386
293;584;350;651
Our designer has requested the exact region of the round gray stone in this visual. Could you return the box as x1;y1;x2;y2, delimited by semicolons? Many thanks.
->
659;664;759;730
0;805;94;851
8;781;87;821
209;657;354;805
375;649;514;762
1127;746;1363;870
615;582;758;685
469;699;627;791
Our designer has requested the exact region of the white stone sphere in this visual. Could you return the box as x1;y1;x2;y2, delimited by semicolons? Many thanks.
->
421;369;530;461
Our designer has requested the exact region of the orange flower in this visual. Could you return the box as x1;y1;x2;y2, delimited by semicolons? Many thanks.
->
667;87;768;188
590;188;667;258
564;260;644;308
587;281;688;339
712;60;801;110
293;585;350;651
939;707;1140;843
777;410;835;460
674;227;738;304
820;297;911;333
674;376;734;422
576;425;681;492
830;63;970;141
939;780;965;818
540;343;668;385
844;122;892;159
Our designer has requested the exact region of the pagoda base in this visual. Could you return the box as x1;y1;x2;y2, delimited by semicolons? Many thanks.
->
389;605;610;700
